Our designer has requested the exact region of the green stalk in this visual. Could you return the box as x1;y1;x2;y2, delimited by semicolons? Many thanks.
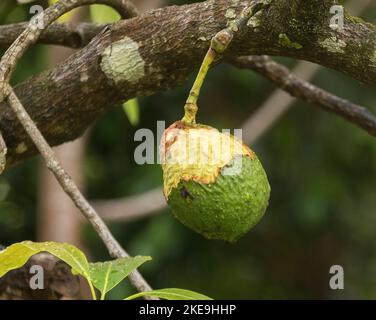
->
181;1;269;125
88;280;97;300
182;48;216;124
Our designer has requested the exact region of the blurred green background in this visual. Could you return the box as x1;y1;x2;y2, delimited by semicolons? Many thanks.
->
0;0;375;299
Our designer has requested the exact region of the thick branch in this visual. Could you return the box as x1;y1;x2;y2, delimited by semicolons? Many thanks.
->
1;0;375;166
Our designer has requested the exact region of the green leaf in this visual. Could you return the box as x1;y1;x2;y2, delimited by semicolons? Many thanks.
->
122;99;140;126
125;288;213;300
0;241;90;279
90;4;120;23
89;255;151;299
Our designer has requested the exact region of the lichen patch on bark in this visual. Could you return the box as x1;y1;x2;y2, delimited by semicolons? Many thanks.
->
278;33;302;49
247;11;262;28
15;142;27;154
319;36;347;54
100;37;145;85
225;8;237;19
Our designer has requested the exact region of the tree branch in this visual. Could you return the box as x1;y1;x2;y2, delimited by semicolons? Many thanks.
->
0;21;106;48
0;0;139;49
231;55;376;136
0;0;375;167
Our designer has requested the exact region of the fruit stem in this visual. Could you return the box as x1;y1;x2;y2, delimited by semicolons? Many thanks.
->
182;48;216;124
181;0;270;124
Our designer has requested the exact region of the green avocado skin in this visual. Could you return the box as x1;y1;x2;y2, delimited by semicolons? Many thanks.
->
167;155;271;243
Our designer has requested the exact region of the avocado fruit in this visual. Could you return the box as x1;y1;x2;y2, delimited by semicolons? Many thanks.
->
160;121;270;243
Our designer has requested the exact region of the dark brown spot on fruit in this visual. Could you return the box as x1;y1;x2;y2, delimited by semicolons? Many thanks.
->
180;187;194;200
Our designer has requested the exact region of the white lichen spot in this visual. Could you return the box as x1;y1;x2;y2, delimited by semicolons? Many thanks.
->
247;11;262;28
225;8;237;19
101;37;145;85
15;142;27;154
80;69;89;82
319;36;347;54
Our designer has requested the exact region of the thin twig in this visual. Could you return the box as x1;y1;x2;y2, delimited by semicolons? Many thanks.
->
0;0;139;49
5;84;152;293
0;0;151;294
0;21;107;48
231;56;376;137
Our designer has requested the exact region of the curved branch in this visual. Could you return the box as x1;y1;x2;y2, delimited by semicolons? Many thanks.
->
1;0;375;166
